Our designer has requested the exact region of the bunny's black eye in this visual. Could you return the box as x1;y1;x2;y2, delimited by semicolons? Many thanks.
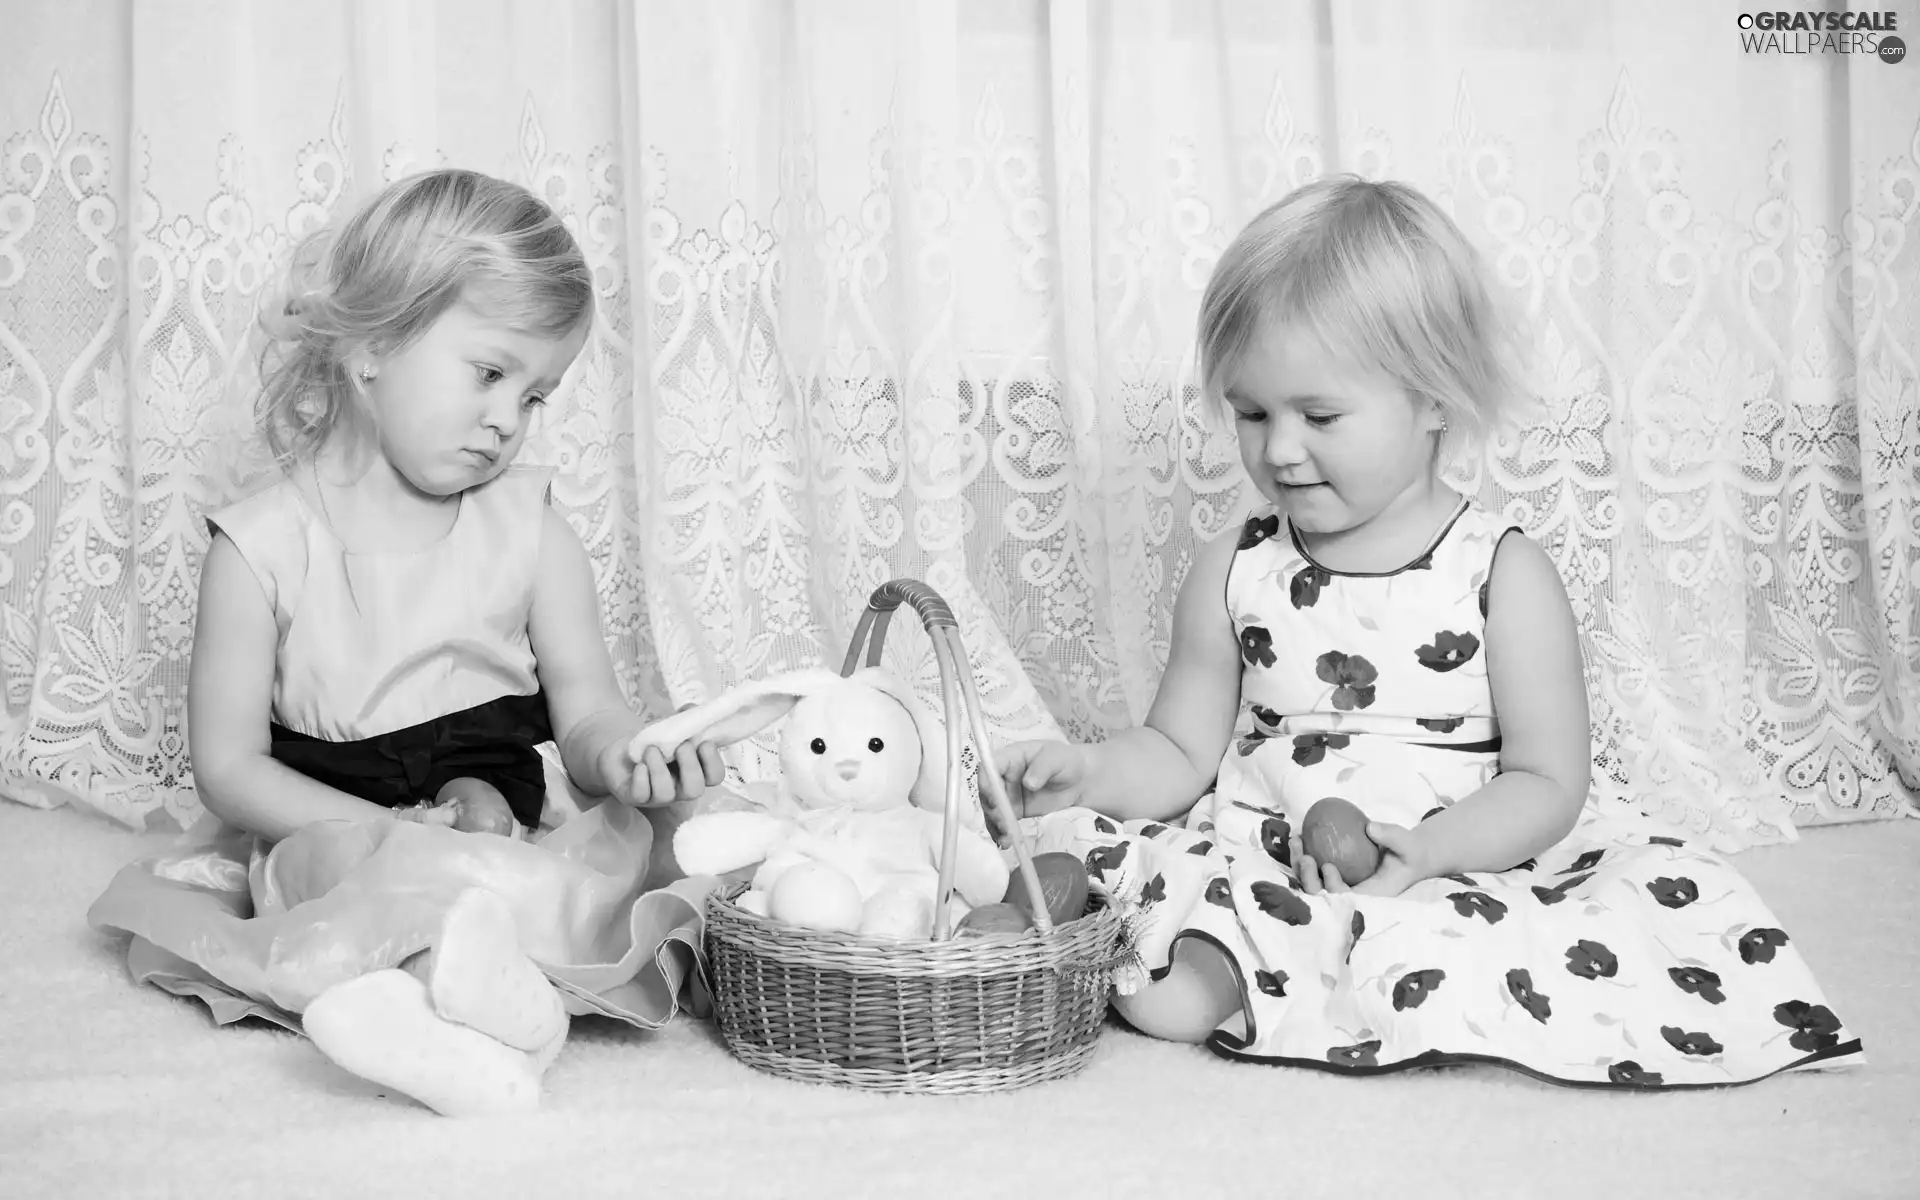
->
810;737;826;755
867;737;884;753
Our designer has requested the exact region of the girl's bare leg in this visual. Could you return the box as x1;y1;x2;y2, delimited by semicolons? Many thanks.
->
1111;935;1247;1045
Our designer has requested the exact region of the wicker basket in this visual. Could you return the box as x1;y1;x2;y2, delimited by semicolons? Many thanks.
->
702;579;1134;1093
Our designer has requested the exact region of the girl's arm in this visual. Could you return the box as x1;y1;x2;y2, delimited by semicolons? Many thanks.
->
188;534;402;842
528;507;721;805
1383;531;1592;880
1004;527;1245;824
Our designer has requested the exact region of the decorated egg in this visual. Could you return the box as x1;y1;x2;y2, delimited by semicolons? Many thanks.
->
1003;851;1092;925
1301;796;1382;886
956;901;1034;937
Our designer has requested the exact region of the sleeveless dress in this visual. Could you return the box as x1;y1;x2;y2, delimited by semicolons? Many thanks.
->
87;465;712;1035
1026;498;1863;1088
210;464;557;827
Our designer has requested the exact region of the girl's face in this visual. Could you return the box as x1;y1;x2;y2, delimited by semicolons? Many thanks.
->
354;299;587;496
1223;321;1443;538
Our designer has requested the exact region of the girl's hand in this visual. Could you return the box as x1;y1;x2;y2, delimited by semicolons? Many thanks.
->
996;740;1092;822
602;736;726;808
1288;835;1351;895
1349;822;1438;898
1292;822;1437;898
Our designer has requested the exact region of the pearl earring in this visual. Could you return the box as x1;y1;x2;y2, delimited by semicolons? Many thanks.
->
359;366;377;384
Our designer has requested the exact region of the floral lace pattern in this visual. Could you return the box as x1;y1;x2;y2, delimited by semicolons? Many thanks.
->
0;2;1914;846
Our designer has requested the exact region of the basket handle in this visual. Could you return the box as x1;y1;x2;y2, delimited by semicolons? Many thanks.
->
841;578;1056;942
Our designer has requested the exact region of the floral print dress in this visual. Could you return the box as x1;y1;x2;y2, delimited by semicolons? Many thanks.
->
1025;498;1862;1088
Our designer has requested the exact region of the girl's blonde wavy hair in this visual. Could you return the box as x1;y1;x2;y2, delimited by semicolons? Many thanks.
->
1197;175;1530;466
253;168;593;465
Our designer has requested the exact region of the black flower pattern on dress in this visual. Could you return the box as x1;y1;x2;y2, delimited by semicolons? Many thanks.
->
1564;940;1619;980
1420;805;1447;822
1092;815;1118;836
1086;842;1129;882
1668;966;1725;1004
1138;822;1169;840
1738;927;1789;964
1415;630;1481;672
1140;873;1167;904
1291;732;1351;766
1259;816;1293;865
1186;840;1215;856
1507;858;1538;872
1392;968;1446;1011
1254;968;1289;998
1240;625;1277;668
1532;872;1592;906
1326;1040;1381;1068
1646;877;1699;909
1416;716;1465;734
1290;564;1332;609
1238;513;1281;549
1204;877;1232;908
1250;880;1313;926
1649;836;1686;847
1448;891;1508;925
1506;969;1551;1023
1315;651;1378;710
1249;705;1283;734
1607;1061;1665;1086
1661;1027;1724;1057
1773;1001;1842;1053
1559;849;1605;874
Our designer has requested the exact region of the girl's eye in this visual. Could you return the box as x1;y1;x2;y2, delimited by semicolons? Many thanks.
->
1305;413;1340;427
475;365;505;386
867;737;884;753
1232;409;1265;424
522;394;547;410
809;737;827;755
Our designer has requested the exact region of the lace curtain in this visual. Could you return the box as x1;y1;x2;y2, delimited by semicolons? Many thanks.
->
2;0;1915;850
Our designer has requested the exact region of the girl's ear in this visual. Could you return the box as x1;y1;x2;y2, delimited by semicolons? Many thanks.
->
629;668;845;757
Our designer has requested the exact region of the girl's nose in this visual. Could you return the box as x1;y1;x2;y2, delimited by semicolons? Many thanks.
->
480;406;520;439
1265;419;1307;466
835;760;861;781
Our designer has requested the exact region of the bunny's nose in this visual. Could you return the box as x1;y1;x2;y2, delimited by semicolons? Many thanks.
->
835;760;861;781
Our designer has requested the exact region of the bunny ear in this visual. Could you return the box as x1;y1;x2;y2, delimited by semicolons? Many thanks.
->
851;668;984;833
629;668;847;757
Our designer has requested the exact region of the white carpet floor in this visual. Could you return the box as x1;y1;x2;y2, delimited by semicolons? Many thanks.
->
3;800;1915;1200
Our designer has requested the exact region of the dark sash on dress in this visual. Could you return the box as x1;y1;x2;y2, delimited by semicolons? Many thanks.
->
269;691;555;828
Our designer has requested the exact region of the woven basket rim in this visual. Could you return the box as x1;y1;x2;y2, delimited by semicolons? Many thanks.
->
704;882;1134;980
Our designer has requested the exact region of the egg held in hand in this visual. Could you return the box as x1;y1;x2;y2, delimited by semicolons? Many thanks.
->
1301;796;1382;886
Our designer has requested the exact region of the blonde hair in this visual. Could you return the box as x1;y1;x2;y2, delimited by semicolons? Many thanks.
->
253;168;593;464
1197;175;1527;463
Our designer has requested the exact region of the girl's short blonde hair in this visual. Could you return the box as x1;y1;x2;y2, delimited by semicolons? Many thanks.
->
1197;175;1528;462
253;168;593;464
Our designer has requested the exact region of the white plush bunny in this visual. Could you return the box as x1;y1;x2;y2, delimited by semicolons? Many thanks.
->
628;667;1009;940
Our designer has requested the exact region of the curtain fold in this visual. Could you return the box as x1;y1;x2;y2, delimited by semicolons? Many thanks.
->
1;0;1914;847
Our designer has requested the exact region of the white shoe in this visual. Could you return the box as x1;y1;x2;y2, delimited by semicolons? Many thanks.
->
406;887;566;1052
303;969;544;1117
